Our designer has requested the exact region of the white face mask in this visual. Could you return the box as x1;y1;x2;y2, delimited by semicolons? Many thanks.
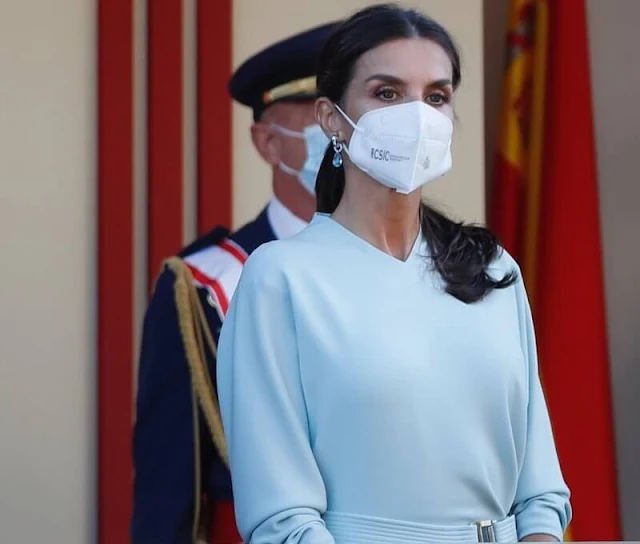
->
271;124;330;194
335;101;454;194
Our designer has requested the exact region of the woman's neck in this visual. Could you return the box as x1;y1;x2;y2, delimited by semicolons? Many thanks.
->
332;167;422;261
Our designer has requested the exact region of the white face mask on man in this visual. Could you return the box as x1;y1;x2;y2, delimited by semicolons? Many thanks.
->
271;124;330;194
334;101;454;194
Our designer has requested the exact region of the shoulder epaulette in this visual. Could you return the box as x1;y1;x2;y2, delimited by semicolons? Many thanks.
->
178;225;229;258
182;237;249;320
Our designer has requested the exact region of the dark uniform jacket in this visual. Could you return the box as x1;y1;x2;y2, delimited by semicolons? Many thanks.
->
132;208;276;543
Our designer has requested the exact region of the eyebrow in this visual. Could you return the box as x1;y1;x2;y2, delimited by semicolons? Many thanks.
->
364;74;453;88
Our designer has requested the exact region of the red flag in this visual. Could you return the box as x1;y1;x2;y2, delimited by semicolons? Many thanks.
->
491;1;621;540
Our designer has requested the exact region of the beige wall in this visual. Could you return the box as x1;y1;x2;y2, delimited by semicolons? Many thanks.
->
0;1;95;542
586;0;640;538
232;0;487;228
482;0;509;206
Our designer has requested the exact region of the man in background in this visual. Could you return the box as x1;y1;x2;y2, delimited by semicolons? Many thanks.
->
131;21;337;544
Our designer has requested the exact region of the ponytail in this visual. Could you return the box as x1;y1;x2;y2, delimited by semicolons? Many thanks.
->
419;203;517;303
315;144;345;213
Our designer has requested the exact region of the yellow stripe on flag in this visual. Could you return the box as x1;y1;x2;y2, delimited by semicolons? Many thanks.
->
497;0;534;170
565;526;573;542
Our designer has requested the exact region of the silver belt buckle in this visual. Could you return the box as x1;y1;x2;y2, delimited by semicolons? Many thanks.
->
475;520;497;542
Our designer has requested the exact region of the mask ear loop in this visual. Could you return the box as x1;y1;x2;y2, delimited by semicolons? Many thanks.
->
278;161;300;176
333;104;358;131
270;124;305;177
332;104;359;162
270;124;304;139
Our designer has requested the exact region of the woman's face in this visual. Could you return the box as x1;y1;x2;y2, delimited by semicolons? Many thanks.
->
335;37;455;141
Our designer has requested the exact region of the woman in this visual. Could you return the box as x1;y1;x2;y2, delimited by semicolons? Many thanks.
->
217;4;572;543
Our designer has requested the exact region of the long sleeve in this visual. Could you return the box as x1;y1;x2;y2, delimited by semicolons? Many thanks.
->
511;274;572;541
132;268;229;544
216;250;335;544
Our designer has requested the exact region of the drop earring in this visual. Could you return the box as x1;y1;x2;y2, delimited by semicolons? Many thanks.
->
331;135;343;168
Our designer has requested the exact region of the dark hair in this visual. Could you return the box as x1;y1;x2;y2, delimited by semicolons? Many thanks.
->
315;3;516;303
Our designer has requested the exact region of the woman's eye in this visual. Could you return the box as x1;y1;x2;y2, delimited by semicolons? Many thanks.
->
426;92;448;106
376;88;398;101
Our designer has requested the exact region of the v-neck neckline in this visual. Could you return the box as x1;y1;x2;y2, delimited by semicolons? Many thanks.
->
312;213;424;266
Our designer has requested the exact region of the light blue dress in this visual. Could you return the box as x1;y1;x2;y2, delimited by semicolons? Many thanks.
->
216;213;572;544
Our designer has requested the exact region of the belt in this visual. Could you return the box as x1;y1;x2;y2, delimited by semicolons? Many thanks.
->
323;511;518;543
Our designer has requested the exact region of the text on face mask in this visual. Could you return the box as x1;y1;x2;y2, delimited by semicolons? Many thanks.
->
370;148;411;163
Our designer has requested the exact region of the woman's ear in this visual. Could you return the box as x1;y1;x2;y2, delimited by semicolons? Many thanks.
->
250;123;281;166
315;97;345;141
